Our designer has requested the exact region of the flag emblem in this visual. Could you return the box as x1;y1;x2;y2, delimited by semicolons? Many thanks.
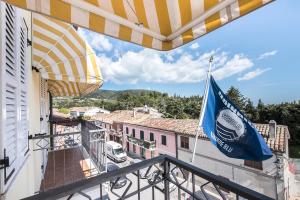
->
216;109;246;141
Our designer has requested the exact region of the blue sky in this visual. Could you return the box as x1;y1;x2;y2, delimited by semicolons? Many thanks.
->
79;0;300;104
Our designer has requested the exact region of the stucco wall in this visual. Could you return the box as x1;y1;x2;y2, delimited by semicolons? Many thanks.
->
177;135;281;198
123;124;176;159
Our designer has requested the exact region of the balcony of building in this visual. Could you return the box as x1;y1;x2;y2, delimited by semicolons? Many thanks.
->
29;118;107;193
127;135;156;150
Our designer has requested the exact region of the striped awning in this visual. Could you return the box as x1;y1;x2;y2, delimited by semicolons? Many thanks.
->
4;0;273;51
32;13;103;96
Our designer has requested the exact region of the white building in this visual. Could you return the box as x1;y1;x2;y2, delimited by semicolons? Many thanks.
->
177;120;291;199
0;2;103;199
134;105;163;118
70;107;110;118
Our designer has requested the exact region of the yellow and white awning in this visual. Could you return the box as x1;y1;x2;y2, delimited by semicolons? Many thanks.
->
3;0;273;51
32;13;103;96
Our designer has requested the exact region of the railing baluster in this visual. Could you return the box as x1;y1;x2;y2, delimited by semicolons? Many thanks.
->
138;170;141;200
192;173;195;200
100;184;102;200
152;186;155;200
164;160;170;200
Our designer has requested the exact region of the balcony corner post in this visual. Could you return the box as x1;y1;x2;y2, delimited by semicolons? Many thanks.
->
164;159;170;200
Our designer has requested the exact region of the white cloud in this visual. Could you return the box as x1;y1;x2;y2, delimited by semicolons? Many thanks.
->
258;50;278;60
190;42;199;49
238;68;271;81
96;49;254;84
78;28;112;52
213;54;254;80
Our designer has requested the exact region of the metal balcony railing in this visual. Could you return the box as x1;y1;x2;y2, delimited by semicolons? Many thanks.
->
23;155;274;200
127;135;156;150
29;120;108;191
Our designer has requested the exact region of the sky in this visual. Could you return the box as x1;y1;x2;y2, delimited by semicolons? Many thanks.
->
79;0;300;104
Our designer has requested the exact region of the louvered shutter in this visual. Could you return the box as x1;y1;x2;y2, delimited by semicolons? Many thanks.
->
0;3;30;190
1;3;18;185
19;18;29;154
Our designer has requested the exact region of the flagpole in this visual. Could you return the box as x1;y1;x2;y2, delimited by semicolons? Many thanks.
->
191;56;213;163
184;56;213;199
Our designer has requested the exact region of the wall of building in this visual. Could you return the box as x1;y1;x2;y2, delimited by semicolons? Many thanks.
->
177;135;283;199
123;124;176;159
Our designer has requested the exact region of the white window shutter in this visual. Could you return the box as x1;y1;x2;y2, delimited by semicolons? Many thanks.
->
0;3;30;190
2;3;18;185
19;18;29;154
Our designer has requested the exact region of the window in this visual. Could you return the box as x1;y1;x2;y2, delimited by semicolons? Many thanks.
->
161;135;167;146
133;145;136;153
140;147;145;158
126;127;129;134
151;151;155;158
244;160;263;170
0;4;29;189
180;136;189;149
132;129;135;137
140;131;144;140
150;132;154;141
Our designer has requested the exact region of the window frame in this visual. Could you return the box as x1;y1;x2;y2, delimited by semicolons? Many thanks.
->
161;135;167;146
132;129;135;138
244;160;263;170
150;132;154;141
140;130;144;140
180;136;189;149
133;144;136;153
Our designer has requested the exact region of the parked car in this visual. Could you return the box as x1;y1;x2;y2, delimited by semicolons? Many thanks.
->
106;141;127;162
107;163;128;189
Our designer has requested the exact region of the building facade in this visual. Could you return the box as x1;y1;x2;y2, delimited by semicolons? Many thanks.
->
176;121;291;200
0;2;103;199
123;123;177;159
122;118;291;199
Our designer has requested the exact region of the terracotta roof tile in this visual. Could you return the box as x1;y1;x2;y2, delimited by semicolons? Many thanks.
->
126;118;289;153
90;110;159;124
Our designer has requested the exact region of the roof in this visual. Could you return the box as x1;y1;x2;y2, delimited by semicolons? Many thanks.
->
7;0;274;50
90;110;160;124
125;118;289;153
70;107;101;112
53;108;69;118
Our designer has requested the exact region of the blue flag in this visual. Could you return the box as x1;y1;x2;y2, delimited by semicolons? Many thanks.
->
200;75;272;161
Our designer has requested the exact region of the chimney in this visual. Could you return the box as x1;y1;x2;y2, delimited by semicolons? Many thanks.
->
133;108;136;118
269;120;277;139
143;104;148;113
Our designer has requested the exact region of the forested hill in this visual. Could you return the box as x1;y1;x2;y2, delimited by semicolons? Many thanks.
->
54;88;300;157
85;89;167;100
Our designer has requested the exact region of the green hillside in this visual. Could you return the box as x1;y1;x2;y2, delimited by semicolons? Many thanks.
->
86;89;167;100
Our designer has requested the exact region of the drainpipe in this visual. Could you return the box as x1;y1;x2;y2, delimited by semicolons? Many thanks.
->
49;92;54;150
175;132;178;159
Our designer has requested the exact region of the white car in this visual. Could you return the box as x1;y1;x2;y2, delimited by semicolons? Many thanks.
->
106;141;127;162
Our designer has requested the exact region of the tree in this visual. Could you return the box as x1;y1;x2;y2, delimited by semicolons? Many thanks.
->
226;86;246;110
244;99;259;122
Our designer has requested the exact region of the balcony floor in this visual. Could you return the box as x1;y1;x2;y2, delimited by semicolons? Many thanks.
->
40;147;96;191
